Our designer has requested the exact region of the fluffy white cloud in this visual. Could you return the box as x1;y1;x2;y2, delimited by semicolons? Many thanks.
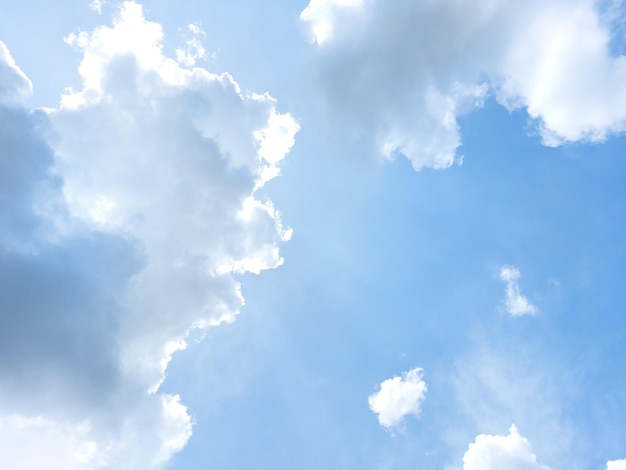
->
0;1;297;468
368;367;427;430
463;425;550;470
608;459;626;470
89;0;108;15
500;266;537;316
300;0;626;169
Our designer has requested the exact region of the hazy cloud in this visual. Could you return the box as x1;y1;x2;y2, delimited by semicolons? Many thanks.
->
500;266;537;316
451;344;578;469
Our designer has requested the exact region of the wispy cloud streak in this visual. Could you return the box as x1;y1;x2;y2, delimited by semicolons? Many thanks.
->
500;266;537;316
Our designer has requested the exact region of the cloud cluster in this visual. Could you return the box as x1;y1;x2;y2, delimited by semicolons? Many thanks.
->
300;0;626;169
500;266;537;316
0;2;297;468
462;425;550;470
368;367;427;430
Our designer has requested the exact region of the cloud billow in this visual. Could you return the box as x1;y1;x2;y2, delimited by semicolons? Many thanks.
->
0;2;298;468
300;0;626;170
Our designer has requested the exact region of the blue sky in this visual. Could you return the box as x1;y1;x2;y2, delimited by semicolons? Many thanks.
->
1;1;626;469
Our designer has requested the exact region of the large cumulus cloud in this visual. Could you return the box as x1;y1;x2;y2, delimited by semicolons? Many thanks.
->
0;1;298;468
300;0;626;170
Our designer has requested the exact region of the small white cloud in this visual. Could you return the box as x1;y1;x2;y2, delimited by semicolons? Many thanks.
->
463;425;550;470
500;266;537;316
300;0;626;169
368;367;427;430
608;459;626;470
88;0;107;15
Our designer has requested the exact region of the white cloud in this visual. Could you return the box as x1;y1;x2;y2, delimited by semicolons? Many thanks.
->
0;40;32;105
500;266;537;316
463;425;550;470
368;367;427;430
608;459;626;470
89;0;107;15
300;0;626;169
0;1;297;468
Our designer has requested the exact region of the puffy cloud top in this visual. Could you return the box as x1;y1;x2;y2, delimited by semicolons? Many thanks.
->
463;425;550;470
0;1;298;468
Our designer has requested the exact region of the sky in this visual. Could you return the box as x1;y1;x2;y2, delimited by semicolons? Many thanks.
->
1;0;626;469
